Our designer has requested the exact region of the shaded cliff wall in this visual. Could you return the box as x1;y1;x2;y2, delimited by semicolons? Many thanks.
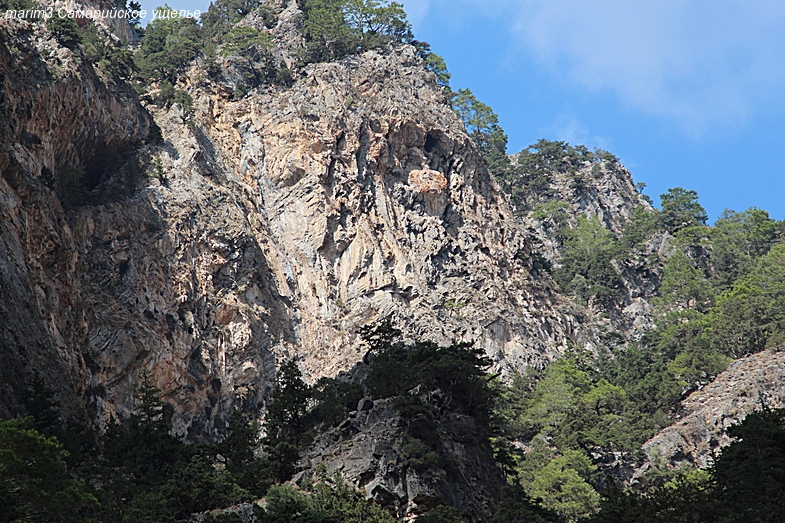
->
0;16;150;418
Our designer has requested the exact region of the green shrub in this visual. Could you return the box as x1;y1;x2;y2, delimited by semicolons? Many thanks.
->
0;0;39;10
135;6;201;84
413;40;450;90
47;12;82;47
620;204;662;248
312;377;364;426
200;0;266;45
261;475;395;523
451;88;509;176
402;439;439;471
659;187;708;234
77;21;135;78
219;26;272;57
203;513;245;523
365;338;494;419
553;216;623;307
173;89;193;113
489;485;563;523
155;80;176;107
531;200;569;225
416;505;462;523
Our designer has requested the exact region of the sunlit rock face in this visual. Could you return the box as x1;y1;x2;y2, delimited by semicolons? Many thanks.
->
632;349;785;485
0;6;593;441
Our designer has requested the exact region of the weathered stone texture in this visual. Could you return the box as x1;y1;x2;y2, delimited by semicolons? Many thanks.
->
0;13;593;441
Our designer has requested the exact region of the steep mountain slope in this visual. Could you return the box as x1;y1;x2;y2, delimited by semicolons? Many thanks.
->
5;2;785;520
294;399;504;520
635;348;785;482
501;143;785;491
0;4;595;442
507;146;671;338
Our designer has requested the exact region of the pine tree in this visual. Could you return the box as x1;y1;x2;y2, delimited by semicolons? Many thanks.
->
659;187;708;233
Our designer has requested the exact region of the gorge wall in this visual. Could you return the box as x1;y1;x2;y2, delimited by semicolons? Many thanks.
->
0;4;592;442
3;2;784;519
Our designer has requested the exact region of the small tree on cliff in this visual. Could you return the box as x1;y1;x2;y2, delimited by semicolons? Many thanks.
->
302;0;412;62
659;187;708;233
262;359;313;482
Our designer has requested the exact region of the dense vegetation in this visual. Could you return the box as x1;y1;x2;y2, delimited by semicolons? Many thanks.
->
14;0;444;102
130;0;427;101
0;362;389;522
586;406;785;523
531;211;785;519
299;0;412;62
451;87;785;519
7;323;785;522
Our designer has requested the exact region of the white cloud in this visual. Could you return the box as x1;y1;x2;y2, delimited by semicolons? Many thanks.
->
548;112;611;151
412;0;785;139
509;0;785;137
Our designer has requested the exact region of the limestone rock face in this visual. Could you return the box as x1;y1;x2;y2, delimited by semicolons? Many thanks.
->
294;400;504;521
0;18;150;178
183;44;599;386
6;5;785;519
612;231;674;337
633;349;785;483
517;157;669;338
0;14;596;513
0;11;595;442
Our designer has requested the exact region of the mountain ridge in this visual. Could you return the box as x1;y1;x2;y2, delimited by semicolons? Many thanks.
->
2;1;785;521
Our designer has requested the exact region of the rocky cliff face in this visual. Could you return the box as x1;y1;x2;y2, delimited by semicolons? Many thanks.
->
0;9;603;516
294;399;504;521
513;154;670;338
515;156;647;242
180;43;602;385
10;3;783;519
0;15;151;419
506;148;785;489
0;3;596;444
633;348;785;483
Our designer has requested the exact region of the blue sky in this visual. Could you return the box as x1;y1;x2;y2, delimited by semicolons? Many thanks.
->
141;0;785;221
